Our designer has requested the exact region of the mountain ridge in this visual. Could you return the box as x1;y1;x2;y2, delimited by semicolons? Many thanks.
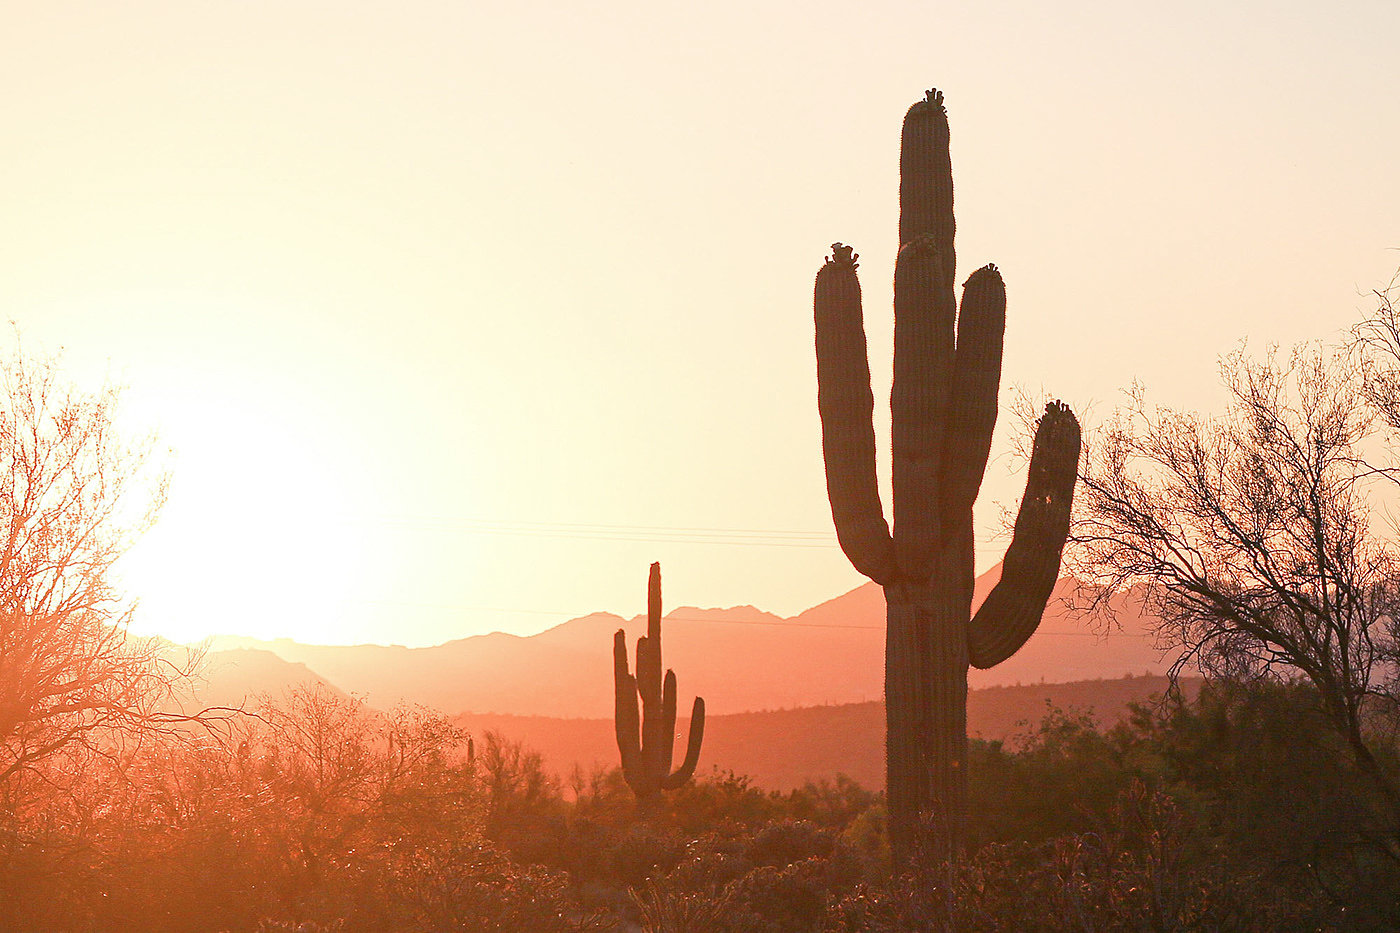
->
199;568;1170;717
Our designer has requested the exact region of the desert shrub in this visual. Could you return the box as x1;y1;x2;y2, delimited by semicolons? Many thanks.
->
665;835;754;892
1;690;485;933
390;840;608;932
631;878;739;933
967;704;1142;847
478;730;567;859
668;769;783;835
838;802;889;868
14;679;1400;931
636;825;868;933
827;782;1281;932
724;860;833;933
635;858;835;933
745;820;837;867
598;820;687;887
1146;681;1400;929
777;776;880;830
0;821;102;931
568;765;635;824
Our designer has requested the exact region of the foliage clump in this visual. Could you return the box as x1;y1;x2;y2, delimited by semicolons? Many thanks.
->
3;682;1399;930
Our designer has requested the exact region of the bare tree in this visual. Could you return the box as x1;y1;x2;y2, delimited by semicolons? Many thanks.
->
1070;335;1400;853
1352;268;1400;432
0;342;200;801
250;685;478;895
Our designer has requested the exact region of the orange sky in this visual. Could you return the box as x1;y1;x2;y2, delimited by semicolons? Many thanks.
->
2;2;1397;646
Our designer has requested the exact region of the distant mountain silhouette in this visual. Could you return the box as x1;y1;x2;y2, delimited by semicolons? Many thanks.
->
204;567;1172;717
171;648;346;713
454;675;1197;792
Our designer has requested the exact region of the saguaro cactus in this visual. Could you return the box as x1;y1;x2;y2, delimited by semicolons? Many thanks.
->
814;89;1081;863
613;562;705;800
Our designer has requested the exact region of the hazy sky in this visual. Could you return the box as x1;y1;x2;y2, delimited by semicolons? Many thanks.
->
2;2;1397;646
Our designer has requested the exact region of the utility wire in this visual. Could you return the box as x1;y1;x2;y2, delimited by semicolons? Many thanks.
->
336;515;842;548
340;518;1148;638
357;598;1152;636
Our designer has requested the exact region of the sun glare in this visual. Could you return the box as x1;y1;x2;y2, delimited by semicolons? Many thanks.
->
119;391;371;647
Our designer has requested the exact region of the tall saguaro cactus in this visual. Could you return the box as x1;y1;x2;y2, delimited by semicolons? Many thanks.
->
613;562;705;800
814;89;1081;863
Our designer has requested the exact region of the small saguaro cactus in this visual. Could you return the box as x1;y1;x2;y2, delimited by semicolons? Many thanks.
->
613;562;705;800
814;89;1081;863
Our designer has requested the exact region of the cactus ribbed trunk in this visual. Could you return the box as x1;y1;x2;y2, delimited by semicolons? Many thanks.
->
885;577;970;860
813;88;1081;866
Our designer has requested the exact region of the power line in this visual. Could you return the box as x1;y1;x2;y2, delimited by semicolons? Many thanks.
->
456;518;833;538
357;598;1153;636
361;598;875;629
335;515;842;548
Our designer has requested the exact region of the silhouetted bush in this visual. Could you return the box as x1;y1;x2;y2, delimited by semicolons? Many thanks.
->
779;775;880;830
725;860;832;932
598;821;687;888
665;768;788;835
1147;681;1400;930
665;835;754;891
6;682;1399;930
389;840;606;933
251;921;346;933
746;820;837;867
967;703;1141;847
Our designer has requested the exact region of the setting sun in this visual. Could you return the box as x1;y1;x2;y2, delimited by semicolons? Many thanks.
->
118;391;374;646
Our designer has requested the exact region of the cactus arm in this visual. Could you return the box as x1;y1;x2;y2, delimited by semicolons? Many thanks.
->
660;668;678;776
661;697;705;790
899;89;954;283
968;401;1082;668
941;264;1007;520
891;236;955;581
815;244;898;584
613;629;643;788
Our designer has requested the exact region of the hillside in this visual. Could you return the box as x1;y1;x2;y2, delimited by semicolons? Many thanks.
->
208;569;1172;717
175;648;347;712
455;674;1196;792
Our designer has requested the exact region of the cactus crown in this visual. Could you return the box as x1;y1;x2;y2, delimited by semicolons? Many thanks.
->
828;242;859;268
